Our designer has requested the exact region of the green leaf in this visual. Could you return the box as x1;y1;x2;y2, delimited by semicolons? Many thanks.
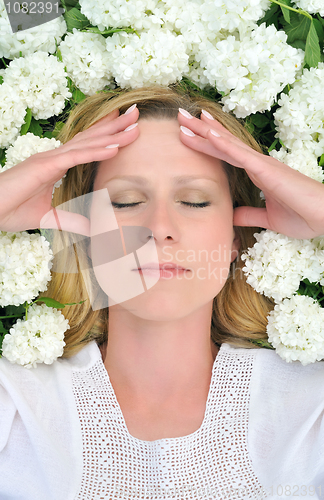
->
35;297;66;308
319;154;324;167
284;14;310;44
0;148;6;167
72;88;86;103
64;7;90;32
0;321;8;335
268;138;279;153
289;39;306;50
249;113;270;128
20;108;32;135
258;3;280;28
249;339;275;350
313;18;324;45
0;75;3;85
52;121;65;138
305;21;322;68
279;0;291;23
56;48;63;62
28;118;43;138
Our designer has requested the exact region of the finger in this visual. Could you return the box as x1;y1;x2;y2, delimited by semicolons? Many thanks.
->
233;206;269;229
55;122;140;155
40;208;90;236
70;105;139;143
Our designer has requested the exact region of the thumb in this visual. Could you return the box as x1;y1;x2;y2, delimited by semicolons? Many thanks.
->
233;206;268;229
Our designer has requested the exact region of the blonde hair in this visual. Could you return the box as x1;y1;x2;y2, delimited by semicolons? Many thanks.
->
42;85;273;358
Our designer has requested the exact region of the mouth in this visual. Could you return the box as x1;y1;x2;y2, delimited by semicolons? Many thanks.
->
133;262;188;271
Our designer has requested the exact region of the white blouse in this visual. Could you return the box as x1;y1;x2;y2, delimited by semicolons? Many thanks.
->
0;341;323;499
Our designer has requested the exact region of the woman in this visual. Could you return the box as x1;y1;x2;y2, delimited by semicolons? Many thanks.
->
0;86;324;499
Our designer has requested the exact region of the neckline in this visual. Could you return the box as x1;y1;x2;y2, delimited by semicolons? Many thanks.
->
96;343;226;445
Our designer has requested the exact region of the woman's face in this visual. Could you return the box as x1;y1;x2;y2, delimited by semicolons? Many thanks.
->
91;119;239;320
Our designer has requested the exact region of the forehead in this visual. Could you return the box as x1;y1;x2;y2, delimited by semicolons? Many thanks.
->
94;119;227;188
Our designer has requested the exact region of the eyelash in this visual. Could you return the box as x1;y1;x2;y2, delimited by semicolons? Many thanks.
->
111;201;211;209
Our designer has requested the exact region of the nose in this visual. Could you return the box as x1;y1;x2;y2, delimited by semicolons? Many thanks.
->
143;200;180;245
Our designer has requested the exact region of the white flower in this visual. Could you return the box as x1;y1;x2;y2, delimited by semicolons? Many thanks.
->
293;0;324;16
106;28;189;88
79;0;162;31
274;63;324;157
200;23;304;118
0;82;26;148
200;0;271;36
0;0;66;59
270;147;324;183
59;30;113;96
241;230;324;302
1;303;69;369
1;133;64;193
2;52;71;120
2;133;61;170
267;295;324;365
0;232;53;307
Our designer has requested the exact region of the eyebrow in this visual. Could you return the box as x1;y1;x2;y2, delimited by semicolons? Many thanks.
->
105;175;220;185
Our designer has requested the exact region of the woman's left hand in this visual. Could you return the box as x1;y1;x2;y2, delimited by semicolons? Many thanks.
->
178;110;324;239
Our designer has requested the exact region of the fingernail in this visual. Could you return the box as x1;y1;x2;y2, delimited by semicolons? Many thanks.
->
210;129;221;137
201;109;214;120
106;143;119;149
124;123;138;132
180;126;195;137
179;108;194;119
125;103;137;115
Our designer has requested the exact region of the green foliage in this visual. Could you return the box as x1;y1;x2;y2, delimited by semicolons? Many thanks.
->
20;108;32;136
298;279;324;304
249;339;275;349
305;20;322;67
64;6;90;32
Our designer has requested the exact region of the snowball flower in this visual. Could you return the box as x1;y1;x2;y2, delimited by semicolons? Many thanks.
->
267;295;324;365
2;52;71;120
1;303;69;368
106;28;189;88
1;133;64;193
0;0;66;58
200;0;271;36
79;0;162;30
270;147;324;183
0;232;53;307
200;23;304;118
274;63;324;156
0;83;26;148
293;0;324;16
2;133;61;170
241;230;324;302
59;30;113;96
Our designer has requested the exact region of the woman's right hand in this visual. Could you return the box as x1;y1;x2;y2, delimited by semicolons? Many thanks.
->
0;104;139;234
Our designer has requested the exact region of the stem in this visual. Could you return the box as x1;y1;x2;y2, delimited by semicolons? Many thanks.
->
0;314;23;319
1;58;8;68
268;0;313;20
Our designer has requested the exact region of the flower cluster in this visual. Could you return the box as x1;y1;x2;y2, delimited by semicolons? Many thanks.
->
1;303;69;368
0;0;66;59
293;0;324;16
267;295;324;365
59;30;113;96
2;52;71;121
106;29;189;88
2;133;61;170
199;23;304;118
274;63;324;157
0;83;26;148
269;148;324;183
0;232;53;307
242;231;324;364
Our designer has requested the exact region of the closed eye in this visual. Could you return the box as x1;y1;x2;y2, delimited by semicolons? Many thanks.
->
111;201;211;209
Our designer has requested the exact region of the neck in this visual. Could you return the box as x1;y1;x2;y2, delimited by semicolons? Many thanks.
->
100;301;218;408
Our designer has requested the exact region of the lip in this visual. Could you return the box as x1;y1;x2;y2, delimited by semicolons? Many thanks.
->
134;262;188;271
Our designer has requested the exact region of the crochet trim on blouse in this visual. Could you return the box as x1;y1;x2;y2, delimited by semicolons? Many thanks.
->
71;343;267;499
